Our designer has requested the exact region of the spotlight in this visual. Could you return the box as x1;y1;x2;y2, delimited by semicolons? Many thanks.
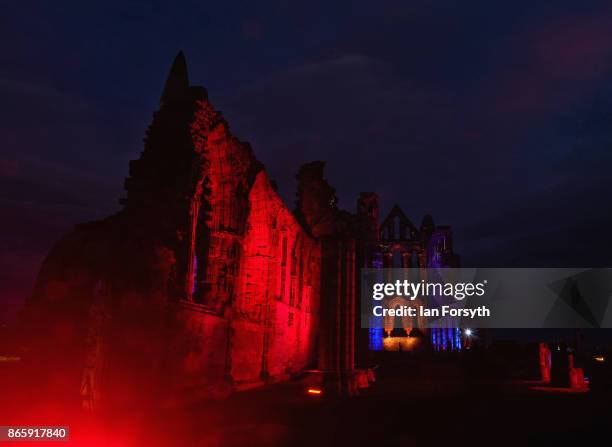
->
464;329;472;337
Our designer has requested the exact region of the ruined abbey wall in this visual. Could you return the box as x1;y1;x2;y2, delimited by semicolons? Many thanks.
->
20;53;322;408
19;52;456;406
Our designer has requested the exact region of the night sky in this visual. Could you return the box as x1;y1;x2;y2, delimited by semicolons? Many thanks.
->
3;0;612;322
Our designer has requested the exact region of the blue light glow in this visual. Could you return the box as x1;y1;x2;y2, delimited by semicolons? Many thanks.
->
369;327;383;351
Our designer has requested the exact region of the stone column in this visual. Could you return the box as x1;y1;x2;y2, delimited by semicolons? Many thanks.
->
318;236;358;395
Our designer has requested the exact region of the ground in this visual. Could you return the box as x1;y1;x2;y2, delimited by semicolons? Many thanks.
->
3;351;608;446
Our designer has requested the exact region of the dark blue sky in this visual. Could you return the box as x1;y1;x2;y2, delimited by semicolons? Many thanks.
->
3;0;612;321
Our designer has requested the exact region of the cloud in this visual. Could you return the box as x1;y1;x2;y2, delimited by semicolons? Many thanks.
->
242;17;264;42
0;78;127;320
457;175;612;266
487;13;612;117
0;158;20;177
218;53;486;218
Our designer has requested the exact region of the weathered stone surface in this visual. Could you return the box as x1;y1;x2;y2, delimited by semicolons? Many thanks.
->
20;53;324;409
19;52;460;408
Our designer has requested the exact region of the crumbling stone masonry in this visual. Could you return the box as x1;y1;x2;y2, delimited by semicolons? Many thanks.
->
19;52;460;410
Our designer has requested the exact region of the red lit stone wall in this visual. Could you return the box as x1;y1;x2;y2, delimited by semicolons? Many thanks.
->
231;172;320;386
177;95;321;390
20;54;322;407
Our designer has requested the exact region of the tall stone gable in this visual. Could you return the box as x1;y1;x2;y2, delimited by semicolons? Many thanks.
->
20;53;324;409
